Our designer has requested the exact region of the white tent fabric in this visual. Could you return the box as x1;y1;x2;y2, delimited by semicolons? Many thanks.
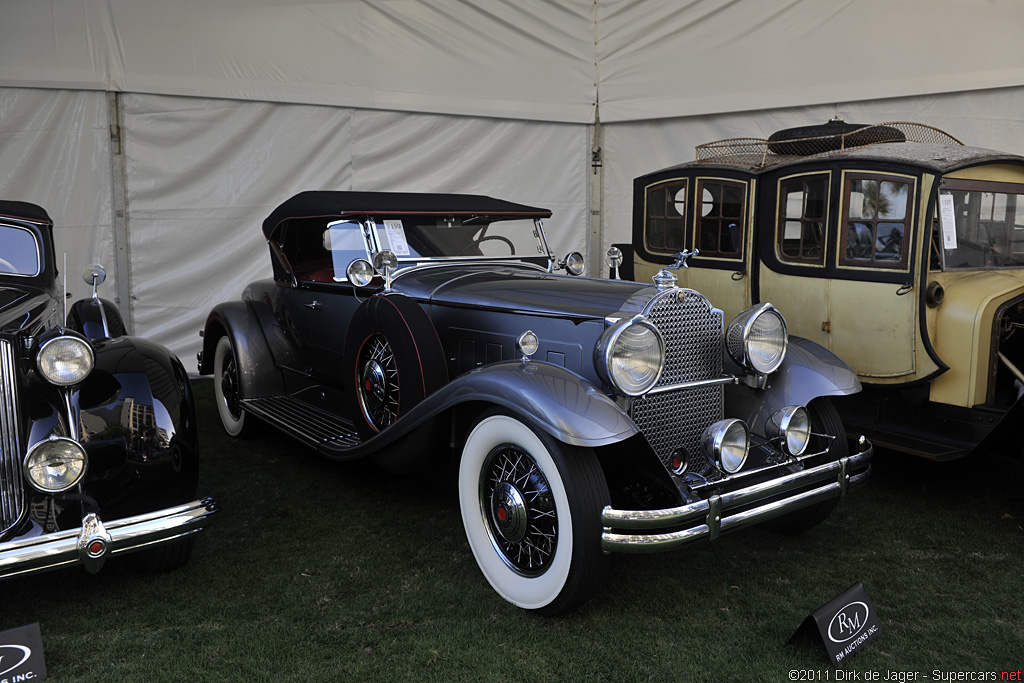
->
0;88;115;304
5;1;1024;123
4;1;1024;363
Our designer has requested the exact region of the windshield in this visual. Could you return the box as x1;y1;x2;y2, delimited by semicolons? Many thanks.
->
289;216;552;285
939;179;1024;270
0;224;41;276
372;217;549;264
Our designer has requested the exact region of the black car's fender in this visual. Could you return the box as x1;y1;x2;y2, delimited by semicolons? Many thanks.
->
24;334;199;525
318;360;640;461
67;296;125;341
199;300;285;400
725;335;862;436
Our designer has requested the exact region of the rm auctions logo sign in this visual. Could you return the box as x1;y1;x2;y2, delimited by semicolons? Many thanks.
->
789;582;881;665
827;601;871;643
0;623;46;682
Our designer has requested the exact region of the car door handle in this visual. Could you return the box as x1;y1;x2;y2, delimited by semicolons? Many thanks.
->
305;300;322;310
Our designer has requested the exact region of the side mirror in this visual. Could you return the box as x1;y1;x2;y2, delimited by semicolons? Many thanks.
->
372;250;399;291
605;246;623;280
82;264;106;299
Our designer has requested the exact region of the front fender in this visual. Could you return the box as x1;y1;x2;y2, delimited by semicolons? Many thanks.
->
199;301;284;400
25;335;200;520
318;360;637;460
726;336;861;436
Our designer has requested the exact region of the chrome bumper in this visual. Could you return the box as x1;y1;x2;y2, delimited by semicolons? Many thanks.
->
601;439;872;552
0;497;220;580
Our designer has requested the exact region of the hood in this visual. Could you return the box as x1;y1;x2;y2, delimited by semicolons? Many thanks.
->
0;284;59;336
394;265;650;321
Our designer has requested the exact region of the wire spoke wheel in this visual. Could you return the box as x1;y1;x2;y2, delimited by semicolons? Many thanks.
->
357;333;400;431
481;445;557;576
459;410;609;615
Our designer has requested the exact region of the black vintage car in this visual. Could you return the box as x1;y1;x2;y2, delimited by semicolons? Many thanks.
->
0;201;218;580
199;191;872;615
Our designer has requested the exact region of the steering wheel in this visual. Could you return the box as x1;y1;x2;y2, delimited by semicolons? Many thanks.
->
0;257;18;273
458;235;515;256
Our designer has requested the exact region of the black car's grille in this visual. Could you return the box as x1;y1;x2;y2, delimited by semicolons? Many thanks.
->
0;339;25;537
631;289;725;466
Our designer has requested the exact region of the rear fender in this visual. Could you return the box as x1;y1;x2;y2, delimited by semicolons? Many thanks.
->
726;336;862;437
199;301;284;400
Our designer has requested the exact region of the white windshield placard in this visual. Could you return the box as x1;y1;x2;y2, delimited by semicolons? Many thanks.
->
383;220;411;256
938;193;958;250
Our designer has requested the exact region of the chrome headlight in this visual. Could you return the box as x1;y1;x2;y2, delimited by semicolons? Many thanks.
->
766;405;811;456
346;258;374;286
726;303;788;375
596;317;664;396
37;334;94;385
701;419;749;474
24;436;88;493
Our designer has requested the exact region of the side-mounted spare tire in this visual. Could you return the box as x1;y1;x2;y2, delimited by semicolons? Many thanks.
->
343;293;448;441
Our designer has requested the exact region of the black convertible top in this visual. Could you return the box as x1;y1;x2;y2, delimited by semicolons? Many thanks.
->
262;191;552;239
0;200;52;225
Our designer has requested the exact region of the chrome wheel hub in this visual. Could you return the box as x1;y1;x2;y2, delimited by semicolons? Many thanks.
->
356;334;399;431
361;359;386;410
490;482;528;544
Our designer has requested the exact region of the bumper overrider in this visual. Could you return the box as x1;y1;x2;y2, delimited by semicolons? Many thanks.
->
0;497;220;579
602;437;872;552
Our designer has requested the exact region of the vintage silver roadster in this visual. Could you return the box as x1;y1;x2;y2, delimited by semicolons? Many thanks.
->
199;191;871;614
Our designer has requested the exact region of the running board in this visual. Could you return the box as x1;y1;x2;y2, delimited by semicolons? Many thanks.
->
243;396;361;450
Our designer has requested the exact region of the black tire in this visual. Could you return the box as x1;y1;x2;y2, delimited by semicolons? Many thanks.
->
343;294;447;440
129;536;195;574
213;336;258;437
458;410;610;615
761;397;848;535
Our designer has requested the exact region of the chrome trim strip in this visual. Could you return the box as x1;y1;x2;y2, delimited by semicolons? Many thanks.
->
0;497;219;580
600;441;872;553
645;374;738;395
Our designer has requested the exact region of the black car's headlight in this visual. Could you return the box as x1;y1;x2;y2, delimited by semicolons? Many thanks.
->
37;334;94;385
726;303;788;375
23;436;88;492
596;317;664;396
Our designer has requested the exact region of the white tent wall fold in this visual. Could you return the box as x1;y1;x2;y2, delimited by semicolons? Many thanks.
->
3;0;1024;363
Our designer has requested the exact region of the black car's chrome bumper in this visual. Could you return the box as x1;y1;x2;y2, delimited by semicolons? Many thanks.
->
0;497;220;579
601;439;872;552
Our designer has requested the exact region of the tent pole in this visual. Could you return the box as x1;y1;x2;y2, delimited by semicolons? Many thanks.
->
107;91;134;334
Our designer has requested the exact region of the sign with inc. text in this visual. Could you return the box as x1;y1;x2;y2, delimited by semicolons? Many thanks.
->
0;622;47;682
789;582;881;665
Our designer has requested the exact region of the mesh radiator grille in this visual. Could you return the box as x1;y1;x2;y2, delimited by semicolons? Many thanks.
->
0;339;25;537
631;289;725;466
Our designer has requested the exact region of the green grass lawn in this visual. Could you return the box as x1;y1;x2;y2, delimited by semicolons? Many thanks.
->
3;379;1022;681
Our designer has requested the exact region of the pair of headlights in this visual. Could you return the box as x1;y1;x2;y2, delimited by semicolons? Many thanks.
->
22;335;96;493
597;303;788;397
694;405;811;476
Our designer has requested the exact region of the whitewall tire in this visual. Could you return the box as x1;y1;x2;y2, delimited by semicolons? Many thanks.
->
458;411;609;615
213;336;255;437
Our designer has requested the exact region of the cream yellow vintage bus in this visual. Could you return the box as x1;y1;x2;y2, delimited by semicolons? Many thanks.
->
626;119;1024;460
